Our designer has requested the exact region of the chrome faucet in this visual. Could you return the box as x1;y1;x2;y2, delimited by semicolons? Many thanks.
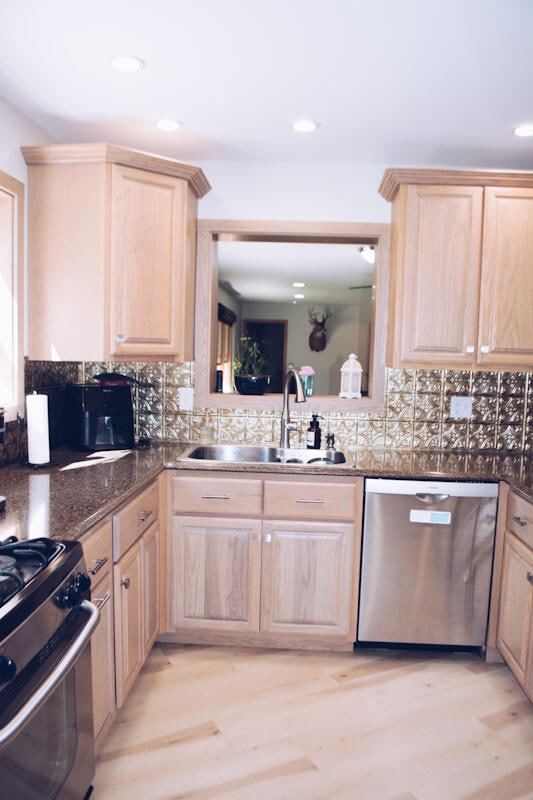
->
280;368;306;448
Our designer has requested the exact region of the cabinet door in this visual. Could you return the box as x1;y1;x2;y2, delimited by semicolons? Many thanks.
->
260;520;356;639
497;532;533;698
114;538;144;707
90;570;115;752
478;187;533;369
110;164;193;359
143;522;160;654
170;516;262;632
389;184;483;368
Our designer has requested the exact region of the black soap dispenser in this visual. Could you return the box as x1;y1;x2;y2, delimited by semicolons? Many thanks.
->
306;414;322;449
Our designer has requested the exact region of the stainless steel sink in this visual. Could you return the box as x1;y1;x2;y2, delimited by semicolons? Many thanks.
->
177;443;347;466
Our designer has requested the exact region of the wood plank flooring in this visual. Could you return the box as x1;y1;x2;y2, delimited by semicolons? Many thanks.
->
93;644;533;800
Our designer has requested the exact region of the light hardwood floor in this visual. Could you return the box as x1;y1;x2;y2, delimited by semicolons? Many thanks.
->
93;644;533;800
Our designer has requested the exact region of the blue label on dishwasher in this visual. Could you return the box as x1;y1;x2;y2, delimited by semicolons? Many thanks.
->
410;509;451;525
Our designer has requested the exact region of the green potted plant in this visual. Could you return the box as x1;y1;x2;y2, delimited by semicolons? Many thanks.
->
233;335;271;395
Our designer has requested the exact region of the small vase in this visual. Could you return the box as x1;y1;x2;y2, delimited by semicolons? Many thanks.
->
300;374;314;397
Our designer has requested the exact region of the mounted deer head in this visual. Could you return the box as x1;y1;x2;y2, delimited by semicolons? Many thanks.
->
308;306;333;352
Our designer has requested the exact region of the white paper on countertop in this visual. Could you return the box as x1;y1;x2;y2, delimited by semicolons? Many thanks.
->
60;450;132;471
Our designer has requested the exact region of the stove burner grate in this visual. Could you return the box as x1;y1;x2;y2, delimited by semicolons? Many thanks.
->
0;555;16;570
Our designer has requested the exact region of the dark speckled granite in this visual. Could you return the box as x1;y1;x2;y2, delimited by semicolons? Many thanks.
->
0;444;531;544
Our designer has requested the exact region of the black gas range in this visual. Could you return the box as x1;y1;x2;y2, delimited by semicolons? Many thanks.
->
0;535;99;800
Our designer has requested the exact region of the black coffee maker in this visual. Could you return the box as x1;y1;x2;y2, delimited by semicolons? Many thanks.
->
65;381;135;451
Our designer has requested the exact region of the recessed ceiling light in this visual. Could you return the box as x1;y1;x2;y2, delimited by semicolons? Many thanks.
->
156;119;182;132
294;293;305;299
111;55;145;73
292;282;305;288
514;123;533;137
291;119;318;133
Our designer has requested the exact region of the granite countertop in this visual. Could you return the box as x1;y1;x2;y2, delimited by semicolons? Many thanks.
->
0;443;531;543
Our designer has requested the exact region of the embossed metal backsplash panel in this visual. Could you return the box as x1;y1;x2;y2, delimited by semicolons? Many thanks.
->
15;361;531;465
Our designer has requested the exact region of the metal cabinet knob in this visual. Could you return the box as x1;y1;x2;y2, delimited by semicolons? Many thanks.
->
120;577;130;590
465;345;475;354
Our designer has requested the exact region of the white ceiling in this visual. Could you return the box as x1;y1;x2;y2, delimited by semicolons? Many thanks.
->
0;0;532;168
1;0;531;303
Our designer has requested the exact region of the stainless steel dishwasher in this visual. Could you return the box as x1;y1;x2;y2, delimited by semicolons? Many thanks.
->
357;478;499;647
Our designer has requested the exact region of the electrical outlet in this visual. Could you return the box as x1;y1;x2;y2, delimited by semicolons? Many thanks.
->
450;395;473;419
178;387;194;411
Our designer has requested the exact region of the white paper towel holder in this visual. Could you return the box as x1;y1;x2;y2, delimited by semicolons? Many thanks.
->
26;391;51;468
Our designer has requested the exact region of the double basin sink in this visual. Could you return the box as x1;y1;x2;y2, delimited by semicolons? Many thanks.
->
177;443;347;466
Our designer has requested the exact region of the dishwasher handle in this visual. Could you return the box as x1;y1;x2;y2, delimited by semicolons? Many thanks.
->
415;493;449;504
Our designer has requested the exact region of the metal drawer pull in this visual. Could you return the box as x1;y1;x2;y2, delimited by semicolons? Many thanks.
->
120;577;130;590
527;572;533;585
138;509;153;522
94;592;111;610
200;494;230;500
296;498;325;504
512;514;527;527
89;556;108;575
264;533;272;543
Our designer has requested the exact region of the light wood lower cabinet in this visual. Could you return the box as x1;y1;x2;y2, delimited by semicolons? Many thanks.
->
170;516;262;631
497;491;533;702
82;518;115;753
113;480;160;707
167;472;363;649
261;520;355;637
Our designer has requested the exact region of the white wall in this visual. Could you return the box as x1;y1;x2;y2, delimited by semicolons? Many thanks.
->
0;95;53;181
196;160;391;222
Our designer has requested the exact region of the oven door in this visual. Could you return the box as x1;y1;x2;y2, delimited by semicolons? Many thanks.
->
0;600;99;800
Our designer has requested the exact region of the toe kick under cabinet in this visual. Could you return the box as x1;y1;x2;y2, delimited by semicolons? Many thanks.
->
165;471;363;651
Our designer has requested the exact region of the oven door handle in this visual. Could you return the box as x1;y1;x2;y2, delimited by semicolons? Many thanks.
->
0;599;100;747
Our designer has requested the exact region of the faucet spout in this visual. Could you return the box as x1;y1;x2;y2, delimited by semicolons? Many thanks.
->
280;368;306;448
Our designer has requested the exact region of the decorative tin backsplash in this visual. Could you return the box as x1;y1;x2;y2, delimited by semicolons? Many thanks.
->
6;360;527;467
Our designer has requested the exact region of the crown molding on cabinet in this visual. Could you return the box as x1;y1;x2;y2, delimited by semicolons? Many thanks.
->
379;167;533;202
21;142;211;199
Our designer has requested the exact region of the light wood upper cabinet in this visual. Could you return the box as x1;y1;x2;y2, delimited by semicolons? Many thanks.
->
380;169;533;370
22;143;210;362
478;188;533;369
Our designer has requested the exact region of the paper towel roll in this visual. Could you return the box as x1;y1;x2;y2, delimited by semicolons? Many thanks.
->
26;393;50;466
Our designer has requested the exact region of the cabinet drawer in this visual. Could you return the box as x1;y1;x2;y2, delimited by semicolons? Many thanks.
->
507;491;533;548
82;519;113;583
171;475;262;516
264;480;356;521
113;480;159;562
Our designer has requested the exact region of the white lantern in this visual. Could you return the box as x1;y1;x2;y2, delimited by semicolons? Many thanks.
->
339;353;362;398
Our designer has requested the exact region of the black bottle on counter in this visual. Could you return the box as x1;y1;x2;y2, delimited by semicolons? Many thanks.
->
306;414;321;449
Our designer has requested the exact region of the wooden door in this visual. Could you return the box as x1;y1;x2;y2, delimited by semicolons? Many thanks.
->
143;522;160;654
114;539;144;707
110;164;193;359
478;187;533;369
170;516;262;632
497;532;533;697
243;319;287;393
260;520;355;638
388;184;483;368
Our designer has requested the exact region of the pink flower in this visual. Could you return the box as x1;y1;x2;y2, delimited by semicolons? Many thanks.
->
299;365;315;376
